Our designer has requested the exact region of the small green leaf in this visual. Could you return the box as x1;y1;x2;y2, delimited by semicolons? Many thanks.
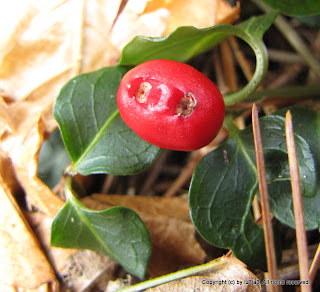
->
51;181;151;279
119;13;275;106
38;130;70;189
189;112;317;270
260;0;320;16
53;66;160;175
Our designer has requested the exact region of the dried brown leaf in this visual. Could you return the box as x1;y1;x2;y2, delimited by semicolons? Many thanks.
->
144;0;239;36
60;250;118;291
25;211;75;274
82;194;207;277
1;108;63;216
0;175;58;291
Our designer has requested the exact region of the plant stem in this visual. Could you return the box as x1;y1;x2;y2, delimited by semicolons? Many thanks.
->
223;115;241;136
285;111;311;292
117;259;224;292
253;0;320;78
223;28;268;105
268;49;305;64
64;175;74;200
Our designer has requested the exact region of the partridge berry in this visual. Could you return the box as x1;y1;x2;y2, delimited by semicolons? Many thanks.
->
117;59;225;151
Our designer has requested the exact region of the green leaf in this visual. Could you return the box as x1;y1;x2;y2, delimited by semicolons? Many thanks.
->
260;0;320;16
51;180;151;279
38;130;70;189
267;107;320;230
189;113;317;270
119;12;276;65
119;13;276;106
53;66;160;175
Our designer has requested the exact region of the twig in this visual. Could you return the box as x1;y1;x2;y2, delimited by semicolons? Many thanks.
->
109;0;129;33
101;174;115;194
164;128;228;197
213;48;229;94
268;49;305;64
252;104;279;292
140;150;169;195
221;39;238;91
228;36;254;81
309;243;320;283
267;63;304;89
285;111;311;291
164;152;199;197
252;195;261;221
253;0;320;78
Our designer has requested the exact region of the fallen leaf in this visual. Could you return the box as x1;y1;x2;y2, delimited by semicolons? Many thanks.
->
0;174;58;291
143;0;240;36
0;111;73;290
82;194;207;277
24;210;76;274
59;250;118;291
0;108;63;216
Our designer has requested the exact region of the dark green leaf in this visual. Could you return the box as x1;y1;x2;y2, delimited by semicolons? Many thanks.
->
119;25;228;66
189;139;267;270
260;0;320;16
53;66;160;175
38;130;70;189
51;189;151;279
119;13;276;66
189;113;317;270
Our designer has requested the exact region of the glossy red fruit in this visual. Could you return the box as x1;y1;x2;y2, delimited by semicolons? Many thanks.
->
117;59;225;151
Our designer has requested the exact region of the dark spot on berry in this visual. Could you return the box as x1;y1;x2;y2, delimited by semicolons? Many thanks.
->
175;92;197;117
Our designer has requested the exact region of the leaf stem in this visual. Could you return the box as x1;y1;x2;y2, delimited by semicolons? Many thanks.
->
223;29;268;105
223;115;241;136
117;259;224;292
64;175;74;201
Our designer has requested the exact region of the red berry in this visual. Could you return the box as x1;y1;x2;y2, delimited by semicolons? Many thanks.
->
117;59;225;151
